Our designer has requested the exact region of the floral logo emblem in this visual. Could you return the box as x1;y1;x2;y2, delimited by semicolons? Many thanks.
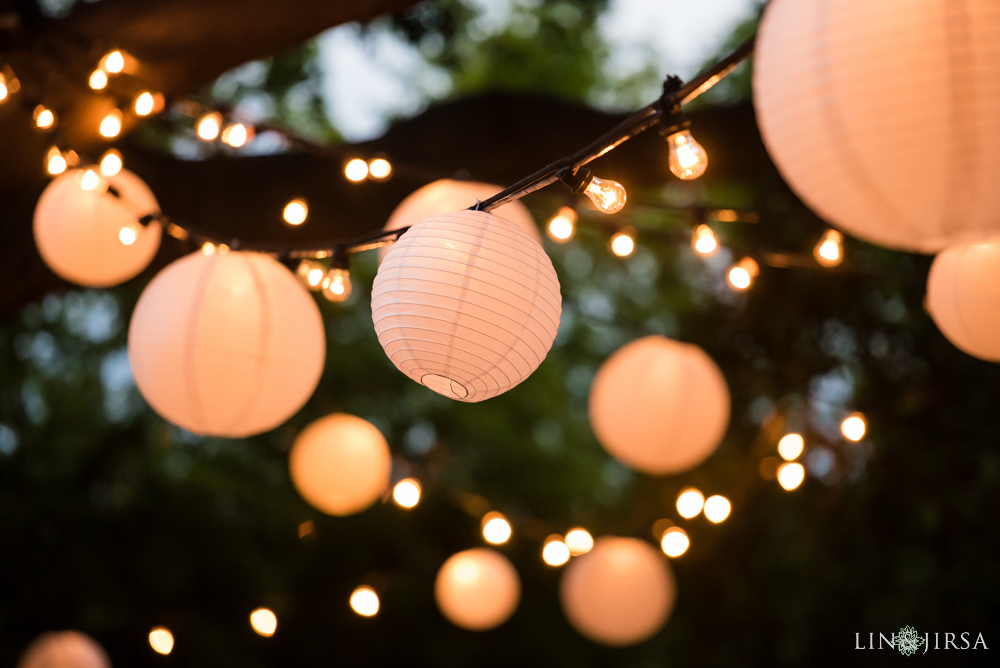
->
897;626;925;656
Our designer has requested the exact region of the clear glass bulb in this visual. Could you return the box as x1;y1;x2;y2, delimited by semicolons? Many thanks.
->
667;130;708;180
584;176;627;214
322;268;352;302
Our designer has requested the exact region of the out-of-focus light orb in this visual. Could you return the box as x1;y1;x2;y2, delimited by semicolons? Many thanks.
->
392;478;421;508
350;586;380;617
134;91;160;116
148;627;174;655
100;149;123;177
547;206;577;242
196;112;222;141
221;122;251;148
89;69;108;90
249;608;277;637
99;109;122;138
102;50;125;74
777;462;806;491
610;231;635;257
368;158;392;180
119;225;138;246
841;413;866;442
435;548;521;631
542;537;571;566
564;528;594;556
34;105;55;129
777;433;805;461
676;487;705;519
46;147;66;175
481;511;512;545
691;224;718;255
814;229;843;267
18;631;111;668
660;527;690;558
344;158;369;182
283;198;308;226
703;495;731;524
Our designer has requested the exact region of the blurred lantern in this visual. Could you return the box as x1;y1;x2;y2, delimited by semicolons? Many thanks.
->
927;237;1000;362
754;0;1000;253
18;631;111;668
33;168;161;287
435;548;520;631
560;537;676;646
589;336;731;475
373;211;561;402
289;413;392;516
128;251;325;437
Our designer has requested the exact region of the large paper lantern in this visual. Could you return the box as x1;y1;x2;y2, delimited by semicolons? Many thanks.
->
435;548;520;631
34;168;162;286
372;210;561;402
589;336;730;475
560;537;675;646
128;250;325;437
927;237;1000;362
18;631;110;668
753;0;1000;253
289;413;392;515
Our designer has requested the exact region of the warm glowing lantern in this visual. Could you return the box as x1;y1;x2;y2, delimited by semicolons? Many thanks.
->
435;548;520;631
289;413;392;516
33;169;161;287
372;210;561;402
589;336;730;475
560;537;675;646
753;0;1000;253
927;238;1000;362
18;631;110;668
128;251;325;437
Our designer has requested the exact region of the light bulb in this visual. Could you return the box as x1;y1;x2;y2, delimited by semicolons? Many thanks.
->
392;478;421;508
249;608;278;637
344;158;369;182
100;109;123;138
610;230;635;257
119;224;139;246
660;527;690;557
777;462;806;491
46;147;67;175
542;536;571;566
34;105;55;130
89;69;108;90
282;198;308;226
584;175;626;214
676;487;705;519
546;206;577;242
222;122;252;148
148;627;174;655
481;511;511;545
814;229;843;267
80;169;104;192
667;129;708;180
322;268;352;302
0;74;7;102
727;257;759;291
703;495;731;523
777;433;805;461
368;157;392;180
296;259;324;290
196;112;222;141
100;149;123;176
134;91;163;116
350;586;380;617
564;528;594;556
840;412;866;442
691;224;718;255
102;50;125;74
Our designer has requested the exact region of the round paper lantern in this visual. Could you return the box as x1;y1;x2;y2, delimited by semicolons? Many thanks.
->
128;250;325;437
927;237;1000;362
372;210;561;402
435;548;520;631
289;413;392;515
753;0;1000;253
34;168;162;286
18;631;110;668
560;537;675;646
589;336;730;475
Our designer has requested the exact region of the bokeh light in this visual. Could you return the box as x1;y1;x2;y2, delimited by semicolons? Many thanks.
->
703;495;731;523
676;487;705;519
344;158;369;182
148;627;173;655
564;528;594;556
392;478;421;508
481;512;512;545
777;462;806;491
841;413;866;442
249;608;277;637
542;537;571;566
350;586;380;617
660;527;690;557
777;433;805;461
283;198;308;226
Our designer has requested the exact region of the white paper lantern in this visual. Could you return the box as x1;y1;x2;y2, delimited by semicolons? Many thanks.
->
435;548;521;631
289;413;392;515
753;0;1000;253
927;237;1000;362
589;336;730;475
128;250;325;437
372;210;561;402
33;168;162;286
18;631;110;668
560;537;675;647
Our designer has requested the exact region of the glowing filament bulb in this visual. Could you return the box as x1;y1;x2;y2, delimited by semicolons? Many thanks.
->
196;112;222;141
249;608;277;637
344;158;369;182
584;175;626;214
134;91;161;117
222;122;252;148
34;105;55;130
676;487;705;519
703;495;731;523
80;169;103;192
102;50;125;74
100;149;123;176
542;536;571;566
481;511;511;545
322;268;352;302
777;433;805;461
727;257;759;291
841;412;866;442
667;130;708;180
148;627;174;655
660;527;690;557
368;157;392;180
283;198;308;225
350;586;380;617
392;478;421;508
564;528;594;556
814;229;843;267
89;69;108;90
691;224;718;255
610;229;635;257
119;225;138;246
46;147;67;175
777;462;806;491
100;109;123;138
546;206;577;242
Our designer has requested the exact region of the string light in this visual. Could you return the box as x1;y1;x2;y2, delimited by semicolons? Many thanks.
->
148;627;173;655
840;412;866;442
660;527;690;557
221;122;252;148
676;487;705;519
134;91;162;117
691;224;718;255
727;257;759;291
392;478;421;508
282;198;308;226
610;229;636;257
100;149;123;177
542;536;571;566
196;112;222;141
99;109;123;138
344;158;369;182
88;69;108;90
33;105;55;130
564;528;594;556
45;147;66;175
296;260;325;290
777;462;805;491
350;586;380;617
0;73;7;102
777;433;805;461
249;608;277;637
79;169;103;192
583;175;627;214
367;157;392;180
814;229;844;267
322;268;352;302
481;511;512;545
703;495;731;523
546;206;577;242
666;129;708;180
102;50;126;74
